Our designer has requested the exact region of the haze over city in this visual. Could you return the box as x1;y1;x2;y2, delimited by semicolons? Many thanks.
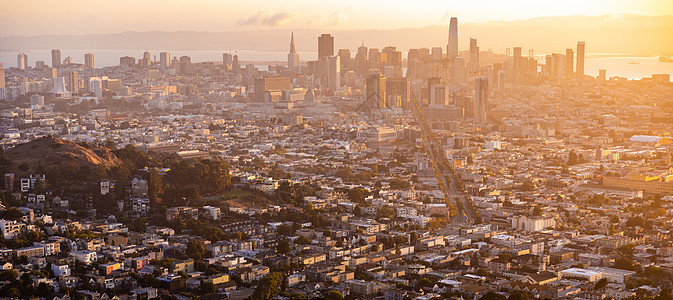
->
0;1;672;300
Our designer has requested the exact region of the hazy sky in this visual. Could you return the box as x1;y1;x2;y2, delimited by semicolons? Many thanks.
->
1;0;672;36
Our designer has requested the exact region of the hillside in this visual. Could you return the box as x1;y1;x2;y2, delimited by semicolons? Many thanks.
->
4;137;121;176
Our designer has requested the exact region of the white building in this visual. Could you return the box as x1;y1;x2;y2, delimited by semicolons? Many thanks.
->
71;250;97;264
202;206;221;220
589;267;636;284
34;241;60;256
511;215;556;232
52;264;71;277
561;268;603;282
0;219;25;239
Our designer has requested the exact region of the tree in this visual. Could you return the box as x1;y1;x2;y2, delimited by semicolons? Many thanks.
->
295;236;311;245
594;278;608;290
325;290;344;300
479;292;506;300
655;289;673;300
613;258;637;271
508;292;529;300
200;282;216;294
0;208;24;221
0;269;18;281
376;205;396;219
417;278;433;289
290;293;307;300
148;169;164;209
277;238;291;254
252;272;283;300
186;239;206;260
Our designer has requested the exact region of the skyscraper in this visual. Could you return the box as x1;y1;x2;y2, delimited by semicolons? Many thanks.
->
386;78;410;109
51;49;61;67
223;53;232;65
565;48;574;77
576;41;585;79
17;53;28;70
327;56;340;91
66;71;79;93
179;56;192;74
338;49;351;70
354;42;368;74
43;67;57;79
512;47;522;78
141;51;151;67
53;77;67;94
84;53;95;69
469;38;479;77
497;70;505;93
448;17;458;59
232;55;240;73
318;34;334;59
474;77;488;122
160;52;171;70
287;32;300;72
366;74;386;109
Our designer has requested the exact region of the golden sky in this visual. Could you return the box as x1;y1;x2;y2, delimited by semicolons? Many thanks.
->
1;0;672;36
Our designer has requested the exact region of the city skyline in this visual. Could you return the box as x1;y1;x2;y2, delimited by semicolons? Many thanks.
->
0;2;673;300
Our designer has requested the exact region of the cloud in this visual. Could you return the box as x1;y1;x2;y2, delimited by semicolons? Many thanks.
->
320;7;352;27
237;11;293;27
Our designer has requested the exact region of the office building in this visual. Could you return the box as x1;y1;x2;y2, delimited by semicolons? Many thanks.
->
327;56;340;91
497;70;505;93
512;47;522;79
577;41;585;78
232;55;240;73
386;78;410;109
35;61;45;69
30;94;45;107
338;49;351;70
89;77;103;97
66;71;79;93
431;47;443;61
288;33;300;72
449;57;467;85
141;51;151;67
318;34;334;59
120;56;135;67
179;56;192;74
53;77;67;94
254;77;291;102
448;17;458;58
84;53;95;69
355;43;368;74
565;48;574;77
43;67;57;79
17;53;28;70
160;52;171;70
598;69;606;81
469;38;479;77
51;49;61;67
366;74;386;109
62;56;72;65
223;53;232;66
474;77;488;122
430;84;447;106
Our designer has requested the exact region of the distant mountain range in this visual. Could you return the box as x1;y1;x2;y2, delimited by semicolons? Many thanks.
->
1;14;671;55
